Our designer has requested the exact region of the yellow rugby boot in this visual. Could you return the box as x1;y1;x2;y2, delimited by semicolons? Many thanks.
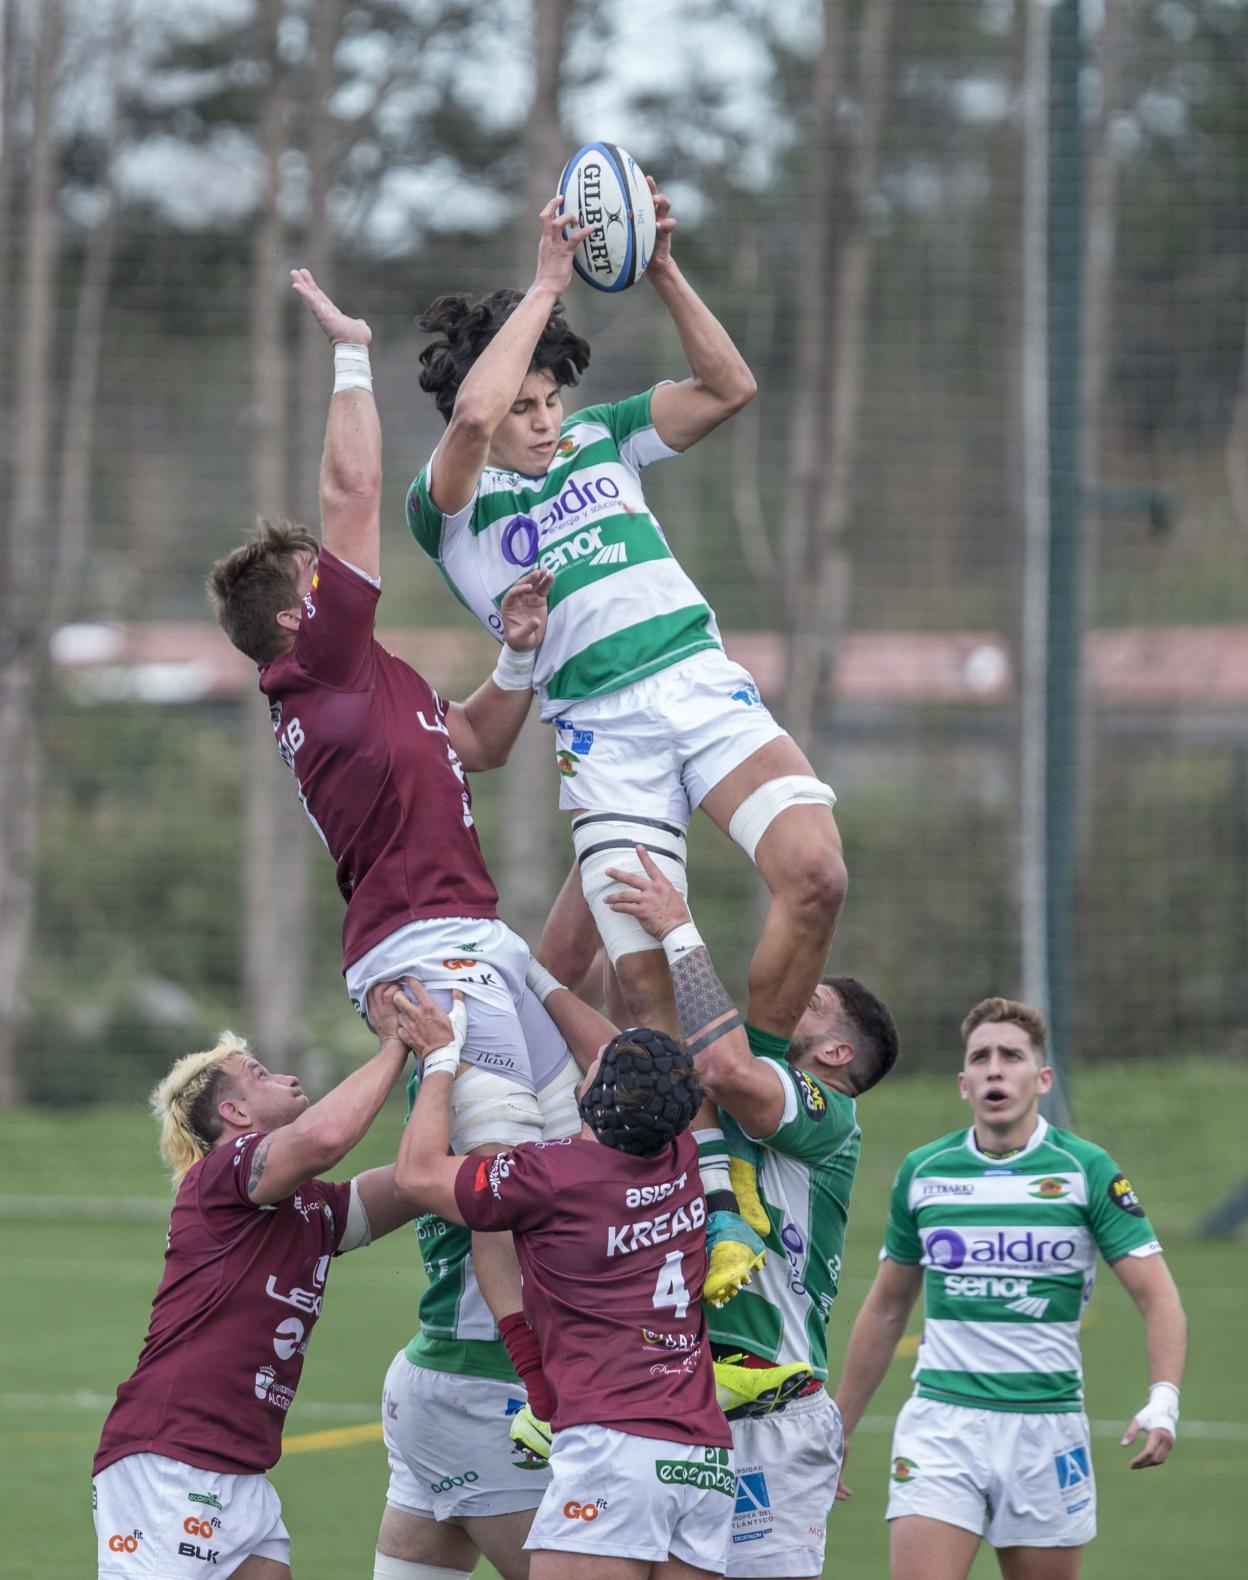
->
713;1354;815;1419
704;1211;767;1307
508;1403;552;1461
728;1154;771;1238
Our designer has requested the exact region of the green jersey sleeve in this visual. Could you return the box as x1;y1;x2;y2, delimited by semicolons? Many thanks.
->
405;463;446;556
882;1152;923;1264
756;1066;858;1166
1082;1145;1161;1263
574;388;678;470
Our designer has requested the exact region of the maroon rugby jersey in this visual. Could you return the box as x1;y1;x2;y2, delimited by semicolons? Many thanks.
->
94;1133;352;1476
258;549;498;970
454;1129;731;1448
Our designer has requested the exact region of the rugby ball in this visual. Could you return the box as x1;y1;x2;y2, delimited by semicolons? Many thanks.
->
559;142;657;293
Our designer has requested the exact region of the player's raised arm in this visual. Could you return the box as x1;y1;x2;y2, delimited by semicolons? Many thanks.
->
423;200;595;516
605;846;786;1137
643;178;757;453
291;268;381;579
391;983;471;1222
443;567;553;771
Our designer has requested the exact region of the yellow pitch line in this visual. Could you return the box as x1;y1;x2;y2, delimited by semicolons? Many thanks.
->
283;1421;382;1455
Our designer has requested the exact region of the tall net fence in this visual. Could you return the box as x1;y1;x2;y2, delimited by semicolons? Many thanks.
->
1;0;1244;1129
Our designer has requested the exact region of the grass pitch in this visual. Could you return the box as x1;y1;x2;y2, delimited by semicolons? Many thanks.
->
2;1060;1244;1578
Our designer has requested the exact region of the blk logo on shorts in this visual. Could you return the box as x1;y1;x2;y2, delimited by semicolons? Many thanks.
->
1054;1446;1091;1491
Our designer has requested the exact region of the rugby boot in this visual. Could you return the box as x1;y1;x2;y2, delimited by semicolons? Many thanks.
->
508;1403;552;1462
728;1154;771;1238
713;1353;816;1419
704;1210;767;1307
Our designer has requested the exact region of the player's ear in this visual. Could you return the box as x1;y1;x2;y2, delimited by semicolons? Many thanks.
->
1036;1063;1054;1096
275;605;300;634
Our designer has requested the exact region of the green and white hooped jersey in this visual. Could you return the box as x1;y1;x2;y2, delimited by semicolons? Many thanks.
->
406;388;722;719
884;1116;1162;1413
401;1073;517;1384
708;1062;860;1383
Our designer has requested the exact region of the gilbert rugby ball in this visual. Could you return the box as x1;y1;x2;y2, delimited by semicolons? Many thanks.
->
559;142;657;293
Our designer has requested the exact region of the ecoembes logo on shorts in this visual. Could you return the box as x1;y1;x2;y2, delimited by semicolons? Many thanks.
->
654;1448;734;1497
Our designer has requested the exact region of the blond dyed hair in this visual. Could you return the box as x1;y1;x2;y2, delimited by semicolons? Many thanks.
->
150;1033;248;1186
960;997;1049;1061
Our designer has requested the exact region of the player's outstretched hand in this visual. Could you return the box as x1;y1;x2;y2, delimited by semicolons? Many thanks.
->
392;980;462;1061
645;176;677;277
500;567;554;652
1121;1414;1175;1469
366;980;404;1044
604;845;692;940
290;267;372;347
534;194;597;296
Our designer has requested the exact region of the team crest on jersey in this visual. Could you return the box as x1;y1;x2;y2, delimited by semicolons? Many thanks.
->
891;1457;919;1483
1108;1174;1144;1216
794;1070;827;1120
1028;1176;1071;1199
556;436;579;459
556;750;580;778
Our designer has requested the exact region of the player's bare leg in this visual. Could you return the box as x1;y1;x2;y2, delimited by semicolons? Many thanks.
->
537;861;602;998
890;1515;981;1580
531;1556;646;1579
458;1509;539;1580
375;1504;480;1576
231;1559;291;1580
613;946;678;1034
997;1545;1084;1580
699;735;847;1038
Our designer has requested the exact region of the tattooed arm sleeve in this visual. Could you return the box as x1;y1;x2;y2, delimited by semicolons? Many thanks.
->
669;947;788;1138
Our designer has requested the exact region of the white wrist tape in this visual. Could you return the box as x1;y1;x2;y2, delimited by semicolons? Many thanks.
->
420;996;468;1079
333;341;373;393
525;958;564;1004
662;921;704;963
492;643;537;691
1136;1381;1180;1437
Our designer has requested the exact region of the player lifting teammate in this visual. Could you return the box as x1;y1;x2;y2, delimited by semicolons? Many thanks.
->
406;182;847;1302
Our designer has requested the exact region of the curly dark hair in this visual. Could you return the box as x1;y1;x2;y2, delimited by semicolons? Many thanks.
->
417;288;592;422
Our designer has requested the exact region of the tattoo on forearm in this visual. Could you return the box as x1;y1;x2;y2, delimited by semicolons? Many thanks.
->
671;947;742;1054
247;1136;275;1197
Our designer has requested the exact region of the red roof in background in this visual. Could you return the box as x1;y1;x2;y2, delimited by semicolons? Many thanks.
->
49;622;1248;709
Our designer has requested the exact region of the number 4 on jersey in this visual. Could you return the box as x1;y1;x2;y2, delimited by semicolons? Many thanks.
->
652;1250;690;1319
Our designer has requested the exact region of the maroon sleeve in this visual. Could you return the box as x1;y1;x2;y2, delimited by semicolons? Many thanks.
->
453;1146;555;1233
193;1132;271;1237
293;548;379;690
322;1179;354;1250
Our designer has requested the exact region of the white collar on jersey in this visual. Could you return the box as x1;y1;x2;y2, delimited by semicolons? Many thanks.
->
965;1113;1049;1163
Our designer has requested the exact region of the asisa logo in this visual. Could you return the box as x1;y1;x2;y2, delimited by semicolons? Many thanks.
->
922;1227;1077;1271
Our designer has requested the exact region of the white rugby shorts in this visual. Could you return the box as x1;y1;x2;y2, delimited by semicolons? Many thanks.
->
726;1391;843;1577
886;1395;1097;1548
380;1353;550;1521
346;916;572;1092
553;648;788;822
93;1453;290;1579
525;1423;734;1571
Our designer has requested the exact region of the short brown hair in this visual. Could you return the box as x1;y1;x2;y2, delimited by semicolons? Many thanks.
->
961;997;1048;1060
207;518;318;663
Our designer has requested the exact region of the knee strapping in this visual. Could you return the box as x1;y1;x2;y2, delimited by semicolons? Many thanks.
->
449;1064;542;1154
537;1054;583;1140
728;775;837;863
573;812;688;964
374;1556;472;1580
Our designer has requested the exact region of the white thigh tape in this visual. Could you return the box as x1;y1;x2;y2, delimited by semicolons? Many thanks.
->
728;774;837;863
449;1064;543;1154
537;1054;583;1140
572;813;689;965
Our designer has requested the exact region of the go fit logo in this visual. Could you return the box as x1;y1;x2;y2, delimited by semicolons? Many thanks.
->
107;1532;142;1553
563;1497;607;1521
183;1516;220;1538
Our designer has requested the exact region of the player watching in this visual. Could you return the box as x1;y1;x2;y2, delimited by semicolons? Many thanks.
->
833;996;1187;1580
207;272;584;1328
388;981;735;1580
92;988;416;1580
406;183;846;1302
538;848;901;1580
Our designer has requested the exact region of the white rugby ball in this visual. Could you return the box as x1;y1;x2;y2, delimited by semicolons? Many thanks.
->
559;142;657;293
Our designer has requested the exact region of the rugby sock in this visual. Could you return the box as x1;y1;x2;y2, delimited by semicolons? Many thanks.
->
498;1311;555;1423
695;1127;734;1215
745;1024;790;1061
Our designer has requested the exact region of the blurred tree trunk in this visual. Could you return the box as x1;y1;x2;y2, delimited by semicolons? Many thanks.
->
1228;312;1248;536
52;0;129;631
0;0;18;484
244;0;307;1071
0;0;60;1108
782;0;894;768
499;0;573;948
1018;0;1051;1014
